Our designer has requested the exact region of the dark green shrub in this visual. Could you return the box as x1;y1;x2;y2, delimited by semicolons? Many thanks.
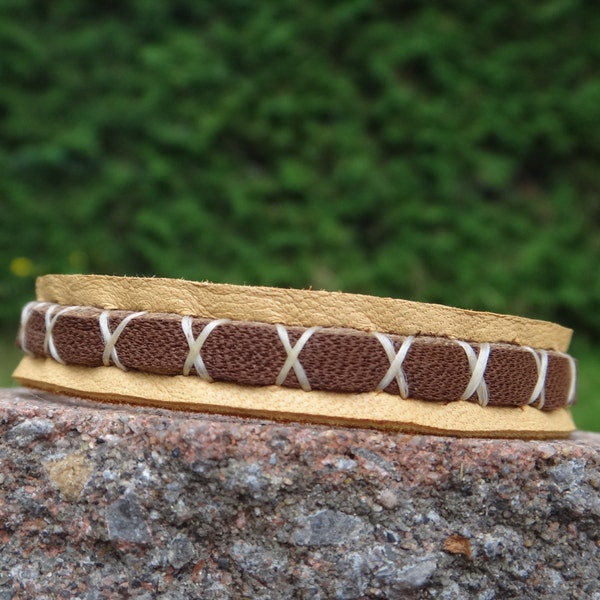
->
1;0;599;341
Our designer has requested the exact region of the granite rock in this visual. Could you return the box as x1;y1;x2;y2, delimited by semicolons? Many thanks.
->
0;387;599;599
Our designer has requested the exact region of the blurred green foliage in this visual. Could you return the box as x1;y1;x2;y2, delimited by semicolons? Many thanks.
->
0;1;599;427
2;1;600;331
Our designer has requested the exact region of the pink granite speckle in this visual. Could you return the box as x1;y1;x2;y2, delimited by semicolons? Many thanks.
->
0;387;599;599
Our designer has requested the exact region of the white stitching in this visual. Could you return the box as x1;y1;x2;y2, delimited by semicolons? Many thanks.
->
20;301;576;409
43;304;81;364
275;324;321;391
19;301;50;356
557;351;577;406
181;316;230;380
99;310;147;371
524;347;549;409
455;341;491;406
373;333;413;398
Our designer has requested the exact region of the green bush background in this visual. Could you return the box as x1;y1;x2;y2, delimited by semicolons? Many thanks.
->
1;1;599;429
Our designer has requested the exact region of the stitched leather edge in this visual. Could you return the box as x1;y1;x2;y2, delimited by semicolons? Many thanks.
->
19;303;577;410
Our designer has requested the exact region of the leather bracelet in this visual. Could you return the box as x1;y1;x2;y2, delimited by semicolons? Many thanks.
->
12;275;577;438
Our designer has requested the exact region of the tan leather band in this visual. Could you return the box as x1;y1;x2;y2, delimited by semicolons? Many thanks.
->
36;275;573;351
13;358;575;439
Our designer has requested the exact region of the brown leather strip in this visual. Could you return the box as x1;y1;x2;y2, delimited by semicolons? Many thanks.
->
18;304;576;411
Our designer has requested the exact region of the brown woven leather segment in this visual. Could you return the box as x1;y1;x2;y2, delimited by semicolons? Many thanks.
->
401;340;471;403
544;354;572;411
19;305;576;410
482;346;537;407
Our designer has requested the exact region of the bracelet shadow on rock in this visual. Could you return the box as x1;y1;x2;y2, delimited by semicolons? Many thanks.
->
12;274;578;439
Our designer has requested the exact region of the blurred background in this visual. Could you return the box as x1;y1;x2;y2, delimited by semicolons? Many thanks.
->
1;1;599;429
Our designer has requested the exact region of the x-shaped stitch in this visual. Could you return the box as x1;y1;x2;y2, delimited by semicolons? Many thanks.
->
524;347;548;409
275;325;321;391
455;340;491;406
20;301;50;356
372;333;413;398
44;304;81;364
557;351;577;406
99;310;147;371
181;316;231;380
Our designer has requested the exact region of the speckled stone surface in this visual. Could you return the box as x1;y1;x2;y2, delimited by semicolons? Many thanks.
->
0;388;599;600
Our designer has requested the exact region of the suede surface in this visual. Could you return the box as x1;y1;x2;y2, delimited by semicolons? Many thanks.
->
36;275;572;351
13;357;575;438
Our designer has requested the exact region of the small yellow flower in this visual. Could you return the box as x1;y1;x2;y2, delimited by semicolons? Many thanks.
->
10;257;34;278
